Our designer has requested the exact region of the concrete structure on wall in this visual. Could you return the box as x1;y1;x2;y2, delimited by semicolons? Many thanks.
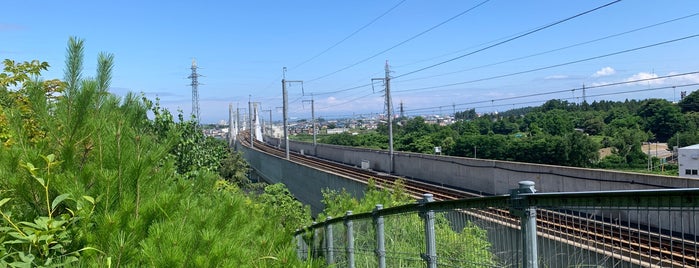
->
679;144;699;178
265;136;699;196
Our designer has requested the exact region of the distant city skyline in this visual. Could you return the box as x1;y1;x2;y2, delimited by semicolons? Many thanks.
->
2;1;699;123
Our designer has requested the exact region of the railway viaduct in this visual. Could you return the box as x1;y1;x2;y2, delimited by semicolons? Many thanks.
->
238;136;699;214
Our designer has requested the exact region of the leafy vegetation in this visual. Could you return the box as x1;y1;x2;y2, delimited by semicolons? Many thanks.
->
318;98;699;171
0;37;316;267
314;180;495;267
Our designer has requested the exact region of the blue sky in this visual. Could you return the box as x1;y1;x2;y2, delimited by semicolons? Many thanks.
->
2;0;699;123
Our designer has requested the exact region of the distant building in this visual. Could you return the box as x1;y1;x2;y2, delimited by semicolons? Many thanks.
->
326;128;349;134
678;144;699;178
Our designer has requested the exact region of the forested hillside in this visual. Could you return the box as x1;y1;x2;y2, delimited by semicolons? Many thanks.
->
0;37;316;267
322;94;699;171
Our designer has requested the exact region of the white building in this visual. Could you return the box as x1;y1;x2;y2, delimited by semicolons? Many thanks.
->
326;128;349;134
678;144;699;178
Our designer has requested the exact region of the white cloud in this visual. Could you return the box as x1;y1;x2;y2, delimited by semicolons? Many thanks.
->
325;96;337;104
544;75;568;80
592;67;615;77
0;24;26;31
592;71;698;87
667;72;699;84
625;72;662;85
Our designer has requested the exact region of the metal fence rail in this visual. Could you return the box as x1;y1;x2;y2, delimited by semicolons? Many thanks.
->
295;181;699;267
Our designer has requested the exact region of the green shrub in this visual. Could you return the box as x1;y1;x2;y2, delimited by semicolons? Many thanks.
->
0;38;319;267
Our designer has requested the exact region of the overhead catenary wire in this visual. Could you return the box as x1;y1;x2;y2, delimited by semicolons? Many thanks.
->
248;0;403;110
306;0;492;83
399;83;699;117
262;1;697;124
399;71;699;114
316;91;379;111
307;78;699;120
289;0;407;71
395;34;699;93
309;81;699;119
466;83;699;111
255;0;641;118
394;12;699;84
393;0;623;80
280;9;699;100
283;35;698;120
308;34;699;115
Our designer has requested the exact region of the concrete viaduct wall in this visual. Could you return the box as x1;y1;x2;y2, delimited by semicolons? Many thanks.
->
237;142;367;215
265;137;699;195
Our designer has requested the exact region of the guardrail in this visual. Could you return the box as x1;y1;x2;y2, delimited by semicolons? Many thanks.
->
295;181;699;267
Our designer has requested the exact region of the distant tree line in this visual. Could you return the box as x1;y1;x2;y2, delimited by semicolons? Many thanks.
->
321;94;699;170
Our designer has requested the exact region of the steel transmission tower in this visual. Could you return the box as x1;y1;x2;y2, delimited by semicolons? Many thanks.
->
188;59;202;123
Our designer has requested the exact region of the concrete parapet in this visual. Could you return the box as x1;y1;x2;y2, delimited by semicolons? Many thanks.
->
265;136;699;195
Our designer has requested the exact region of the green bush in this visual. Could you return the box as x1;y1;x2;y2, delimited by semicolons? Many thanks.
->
312;180;496;267
0;37;318;267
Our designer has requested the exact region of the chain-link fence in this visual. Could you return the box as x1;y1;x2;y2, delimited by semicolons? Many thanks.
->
296;181;699;267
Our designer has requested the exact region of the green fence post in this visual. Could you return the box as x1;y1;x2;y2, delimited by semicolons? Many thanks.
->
420;193;437;268
296;230;306;260
510;181;538;268
312;221;318;258
373;204;386;268
345;211;355;268
325;216;334;265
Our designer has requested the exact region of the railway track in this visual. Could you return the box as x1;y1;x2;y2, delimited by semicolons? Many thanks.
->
239;134;698;267
241;135;473;201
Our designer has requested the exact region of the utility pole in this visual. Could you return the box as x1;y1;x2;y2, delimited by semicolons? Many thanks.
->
281;67;304;160
275;106;283;147
372;61;394;173
245;99;261;146
303;94;317;150
236;104;241;133
249;96;254;148
228;103;234;147
188;58;202;124
268;109;273;135
648;141;652;171
262;109;272;135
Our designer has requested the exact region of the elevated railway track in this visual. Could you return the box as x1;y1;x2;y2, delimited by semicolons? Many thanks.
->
239;134;698;267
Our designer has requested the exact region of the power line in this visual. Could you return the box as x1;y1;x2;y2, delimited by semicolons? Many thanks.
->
469;83;699;110
400;83;699;117
306;0;492;83
394;12;699;84
309;72;699;119
290;0;407;71
310;82;374;96
316;91;378;111
278;6;688;101
393;0;623;80
395;34;699;93
401;71;699;113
